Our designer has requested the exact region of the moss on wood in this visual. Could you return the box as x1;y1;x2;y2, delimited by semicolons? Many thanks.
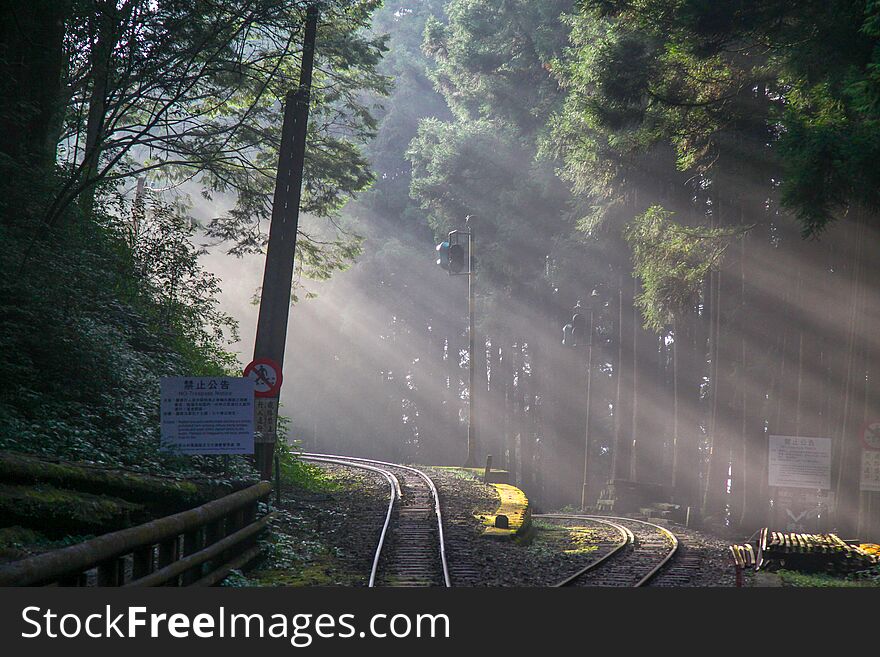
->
0;483;145;537
0;451;227;514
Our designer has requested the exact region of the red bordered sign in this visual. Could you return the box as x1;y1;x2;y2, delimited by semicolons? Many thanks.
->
243;358;283;398
861;421;880;451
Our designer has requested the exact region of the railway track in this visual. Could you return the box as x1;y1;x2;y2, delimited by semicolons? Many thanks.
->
301;453;451;588
537;514;679;587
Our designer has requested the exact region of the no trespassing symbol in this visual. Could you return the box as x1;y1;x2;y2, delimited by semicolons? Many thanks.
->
243;358;283;398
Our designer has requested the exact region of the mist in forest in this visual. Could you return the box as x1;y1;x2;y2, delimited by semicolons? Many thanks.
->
196;175;880;540
194;197;469;464
7;0;880;557
190;1;880;540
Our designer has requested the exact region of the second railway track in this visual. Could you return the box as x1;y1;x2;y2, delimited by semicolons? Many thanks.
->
301;453;451;588
538;514;679;587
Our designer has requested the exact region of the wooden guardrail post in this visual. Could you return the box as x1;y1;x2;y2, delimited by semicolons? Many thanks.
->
181;528;203;585
243;501;256;527
97;557;124;586
132;545;153;581
157;537;178;585
223;510;242;565
203;518;224;575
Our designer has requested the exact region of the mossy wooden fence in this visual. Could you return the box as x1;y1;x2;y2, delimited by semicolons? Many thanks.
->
0;482;274;586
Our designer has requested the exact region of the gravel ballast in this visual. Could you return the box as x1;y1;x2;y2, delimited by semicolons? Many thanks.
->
243;461;738;587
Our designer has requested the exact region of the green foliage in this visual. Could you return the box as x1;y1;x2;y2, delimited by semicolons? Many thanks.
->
0;451;211;509
0;2;389;293
274;413;337;492
541;0;880;330
546;4;747;218
625;206;731;330
408;0;578;330
120;193;241;373
0;1;394;478
408;116;570;304
219;569;253;587
0;526;98;562
422;0;574;133
778;81;880;235
364;0;450;223
559;0;880;234
777;569;880;588
0;182;252;480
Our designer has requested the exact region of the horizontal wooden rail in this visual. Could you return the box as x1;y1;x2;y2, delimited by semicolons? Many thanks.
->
124;511;278;587
0;481;273;587
191;544;263;587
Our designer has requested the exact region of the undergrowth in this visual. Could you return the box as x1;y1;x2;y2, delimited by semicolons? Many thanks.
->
0;172;254;484
276;437;339;494
778;569;880;587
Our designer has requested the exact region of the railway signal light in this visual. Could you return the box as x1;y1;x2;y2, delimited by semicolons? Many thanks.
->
562;322;574;346
563;303;587;347
562;292;599;348
435;240;450;270
448;243;465;273
435;233;466;274
570;310;587;346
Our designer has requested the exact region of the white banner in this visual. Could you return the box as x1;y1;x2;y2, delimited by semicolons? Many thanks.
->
161;377;254;455
768;435;832;489
861;449;880;492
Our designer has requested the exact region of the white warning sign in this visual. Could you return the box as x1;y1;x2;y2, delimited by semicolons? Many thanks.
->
160;377;254;455
768;435;832;490
861;449;880;492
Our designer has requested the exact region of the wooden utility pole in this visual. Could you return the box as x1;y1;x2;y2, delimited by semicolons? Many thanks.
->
252;5;319;480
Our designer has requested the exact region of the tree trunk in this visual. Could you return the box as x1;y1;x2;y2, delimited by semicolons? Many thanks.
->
671;314;702;509
78;5;118;217
0;1;68;171
611;273;634;482
835;212;868;537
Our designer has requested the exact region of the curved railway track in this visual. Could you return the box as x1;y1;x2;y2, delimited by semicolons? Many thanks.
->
301;453;451;588
537;514;679;587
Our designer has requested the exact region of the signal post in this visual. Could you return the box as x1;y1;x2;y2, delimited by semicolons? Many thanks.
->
436;217;478;467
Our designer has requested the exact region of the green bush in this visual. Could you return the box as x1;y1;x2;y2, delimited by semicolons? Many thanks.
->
0;173;254;483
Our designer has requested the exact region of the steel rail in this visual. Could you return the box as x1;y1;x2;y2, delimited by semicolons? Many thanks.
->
535;513;678;587
302;452;451;587
538;515;633;587
599;515;679;586
301;456;399;587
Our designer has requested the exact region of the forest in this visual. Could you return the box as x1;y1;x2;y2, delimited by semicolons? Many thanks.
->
2;0;879;542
